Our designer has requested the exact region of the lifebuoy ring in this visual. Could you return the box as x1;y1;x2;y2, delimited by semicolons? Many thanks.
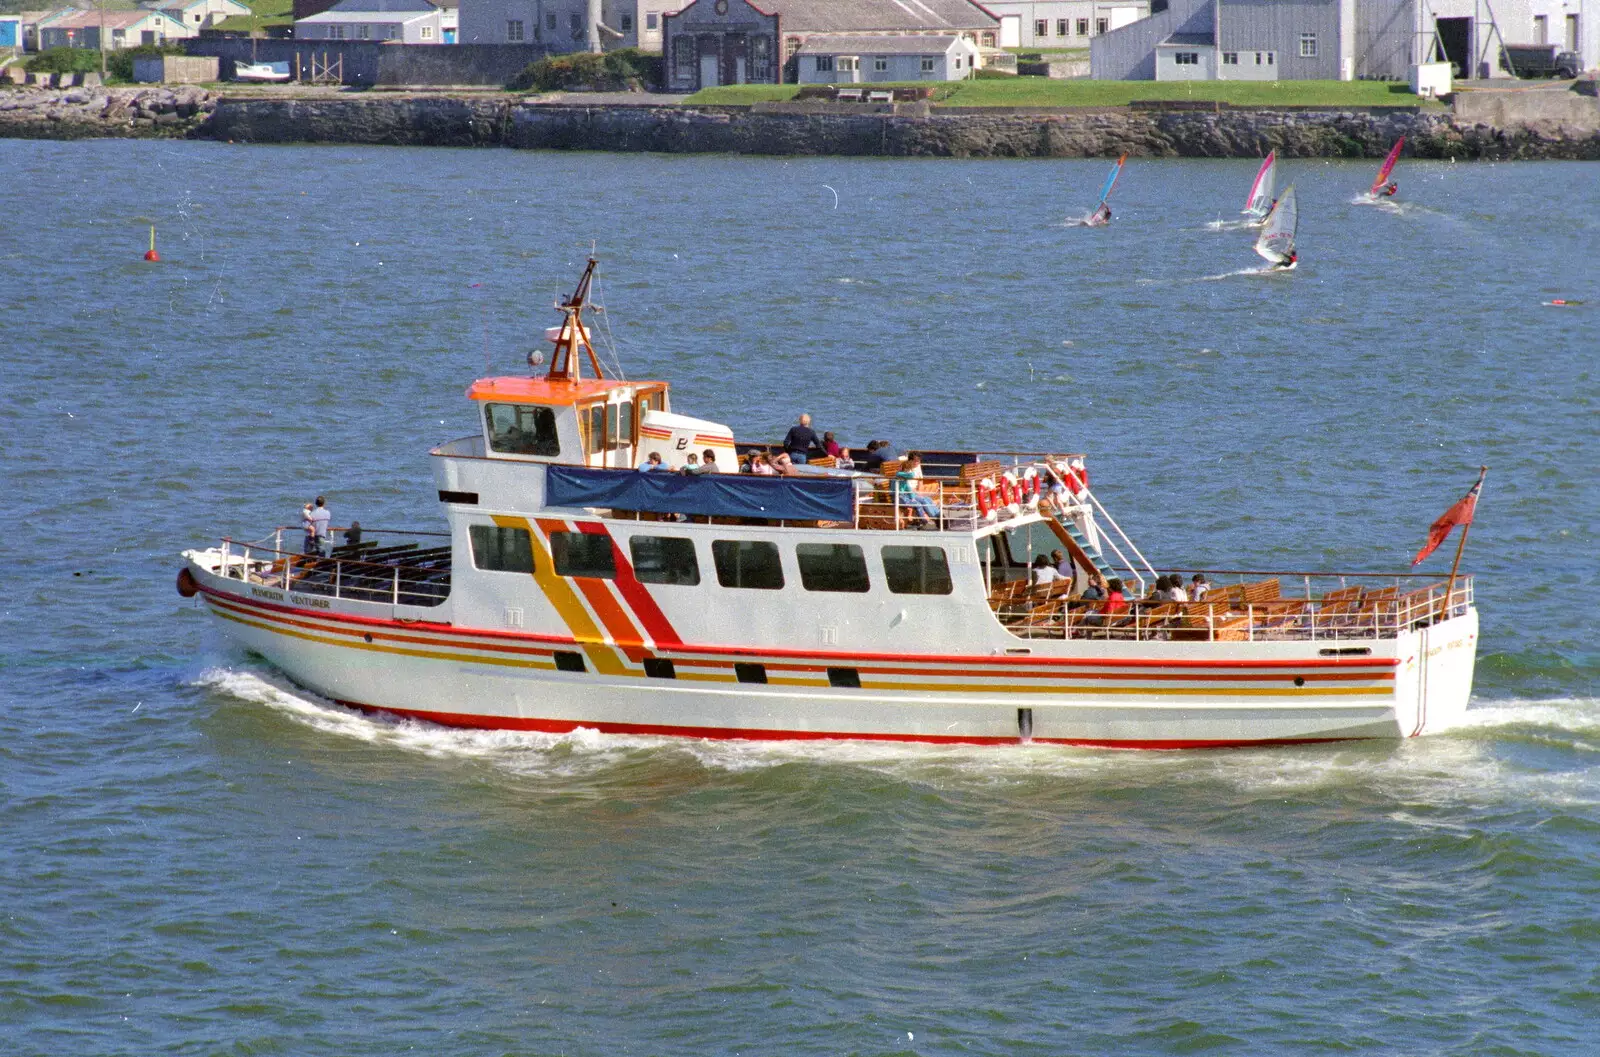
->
977;478;998;520
1000;473;1021;515
176;567;199;598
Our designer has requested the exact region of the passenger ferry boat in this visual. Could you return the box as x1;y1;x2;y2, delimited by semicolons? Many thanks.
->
178;259;1479;747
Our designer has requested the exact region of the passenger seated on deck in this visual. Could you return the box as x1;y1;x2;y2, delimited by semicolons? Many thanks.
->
1030;555;1064;591
700;449;722;473
823;431;842;458
680;453;707;476
344;521;362;547
1081;573;1106;601
750;452;777;476
639;451;666;472
862;440;892;472
836;447;855;470
1167;577;1189;603
1083;578;1129;627
1190;573;1210;600
895;453;940;526
770;451;802;477
1052;549;1070;578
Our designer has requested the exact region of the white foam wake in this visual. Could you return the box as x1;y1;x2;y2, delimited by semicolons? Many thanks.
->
189;668;1600;805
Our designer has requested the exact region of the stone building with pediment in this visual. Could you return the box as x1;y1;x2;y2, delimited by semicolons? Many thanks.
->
661;0;1002;91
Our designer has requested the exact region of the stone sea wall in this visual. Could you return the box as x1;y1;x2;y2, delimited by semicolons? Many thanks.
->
4;86;1599;160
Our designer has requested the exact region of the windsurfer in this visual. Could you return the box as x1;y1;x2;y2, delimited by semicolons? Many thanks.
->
1381;182;1398;197
1271;251;1298;271
1086;203;1112;227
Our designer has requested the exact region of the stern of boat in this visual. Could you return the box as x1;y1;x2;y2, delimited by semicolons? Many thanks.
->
1395;605;1479;738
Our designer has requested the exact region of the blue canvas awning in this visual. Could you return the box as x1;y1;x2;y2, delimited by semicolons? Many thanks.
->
546;465;857;522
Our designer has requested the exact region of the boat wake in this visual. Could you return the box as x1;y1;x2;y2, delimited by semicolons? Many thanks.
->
191;668;1600;804
1203;217;1261;232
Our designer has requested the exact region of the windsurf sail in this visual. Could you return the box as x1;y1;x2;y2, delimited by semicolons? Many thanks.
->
1371;138;1404;195
1243;151;1276;216
1095;153;1127;209
1253;185;1297;265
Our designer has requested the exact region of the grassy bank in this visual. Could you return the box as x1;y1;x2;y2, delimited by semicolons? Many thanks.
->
685;79;1420;108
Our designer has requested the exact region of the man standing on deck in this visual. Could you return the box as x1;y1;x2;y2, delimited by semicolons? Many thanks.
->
783;413;820;464
309;496;332;557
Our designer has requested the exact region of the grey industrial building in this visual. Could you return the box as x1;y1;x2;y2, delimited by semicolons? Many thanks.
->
1088;0;1588;81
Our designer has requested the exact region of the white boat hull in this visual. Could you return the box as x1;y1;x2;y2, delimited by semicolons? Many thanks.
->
187;563;1478;748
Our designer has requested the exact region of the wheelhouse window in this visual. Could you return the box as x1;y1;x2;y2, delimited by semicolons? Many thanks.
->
551;531;616;579
629;535;700;586
470;525;534;573
882;546;953;595
797;543;870;593
713;540;784;590
485;403;560;457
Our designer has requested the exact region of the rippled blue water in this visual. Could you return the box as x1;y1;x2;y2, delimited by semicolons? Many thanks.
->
2;139;1596;1055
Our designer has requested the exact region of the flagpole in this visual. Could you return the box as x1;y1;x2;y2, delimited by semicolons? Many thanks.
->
1439;465;1487;621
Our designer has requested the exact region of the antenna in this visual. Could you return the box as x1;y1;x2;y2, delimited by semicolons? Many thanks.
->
545;257;606;383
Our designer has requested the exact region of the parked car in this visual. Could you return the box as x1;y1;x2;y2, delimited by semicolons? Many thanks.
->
1501;43;1581;79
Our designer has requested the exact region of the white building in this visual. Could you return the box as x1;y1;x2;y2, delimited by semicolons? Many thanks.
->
142;0;253;32
295;8;448;41
795;33;981;82
981;0;1148;49
38;8;194;49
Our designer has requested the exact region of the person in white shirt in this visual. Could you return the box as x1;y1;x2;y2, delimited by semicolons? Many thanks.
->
1190;573;1210;601
309;496;333;557
1030;555;1064;591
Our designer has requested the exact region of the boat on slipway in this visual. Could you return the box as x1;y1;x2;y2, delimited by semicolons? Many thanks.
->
177;259;1479;748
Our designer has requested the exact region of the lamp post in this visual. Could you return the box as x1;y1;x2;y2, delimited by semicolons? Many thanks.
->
98;0;106;79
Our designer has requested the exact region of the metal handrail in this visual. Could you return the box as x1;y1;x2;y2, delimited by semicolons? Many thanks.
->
211;536;451;605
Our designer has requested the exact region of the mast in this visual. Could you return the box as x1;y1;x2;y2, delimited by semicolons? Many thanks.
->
545;256;606;383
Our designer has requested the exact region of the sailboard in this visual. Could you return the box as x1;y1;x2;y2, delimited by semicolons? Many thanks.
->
1096;153;1127;208
1242;151;1277;218
1253;185;1297;267
1370;138;1404;196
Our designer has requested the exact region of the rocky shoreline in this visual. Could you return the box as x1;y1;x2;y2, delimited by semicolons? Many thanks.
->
3;85;1598;159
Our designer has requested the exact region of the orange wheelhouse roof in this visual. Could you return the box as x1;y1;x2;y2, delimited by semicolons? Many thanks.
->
466;377;666;405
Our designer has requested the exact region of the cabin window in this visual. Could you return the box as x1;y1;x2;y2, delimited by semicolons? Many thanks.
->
485;403;560;457
797;543;870;593
734;662;767;684
642;657;675;678
470;525;534;573
604;403;620;450
1299;33;1317;58
882;546;953;595
617;400;633;448
827;667;861;688
713;540;784;590
551;530;616;579
553;650;586;672
582;404;606;455
629;535;700;586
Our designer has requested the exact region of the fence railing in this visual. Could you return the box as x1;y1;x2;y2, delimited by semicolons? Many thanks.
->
213;529;451;607
994;576;1474;642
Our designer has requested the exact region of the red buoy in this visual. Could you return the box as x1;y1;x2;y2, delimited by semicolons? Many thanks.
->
144;224;160;262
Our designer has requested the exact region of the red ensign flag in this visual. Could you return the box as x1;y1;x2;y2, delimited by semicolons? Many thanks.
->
1411;470;1486;566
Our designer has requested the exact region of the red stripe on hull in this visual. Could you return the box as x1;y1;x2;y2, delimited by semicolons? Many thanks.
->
196;583;1395;674
338;700;1363;750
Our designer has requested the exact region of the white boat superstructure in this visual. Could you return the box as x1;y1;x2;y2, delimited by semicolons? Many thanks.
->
179;259;1479;747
